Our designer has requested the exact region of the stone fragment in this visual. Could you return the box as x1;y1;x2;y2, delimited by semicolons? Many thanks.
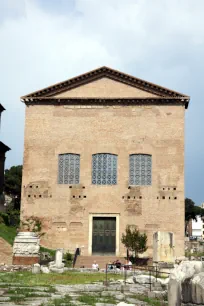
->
117;302;135;306
170;260;203;282
32;263;41;274
168;278;182;306
125;277;134;284
0;297;10;301
115;294;124;300
133;274;156;284
55;248;64;268
191;272;204;304
40;266;50;274
49;267;64;273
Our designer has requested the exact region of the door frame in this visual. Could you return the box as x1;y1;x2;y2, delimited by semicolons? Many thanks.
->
88;213;120;256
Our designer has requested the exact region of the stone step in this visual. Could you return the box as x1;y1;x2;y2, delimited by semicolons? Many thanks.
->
75;255;126;269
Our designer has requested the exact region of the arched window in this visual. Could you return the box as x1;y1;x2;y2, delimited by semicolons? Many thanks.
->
58;153;80;184
129;154;152;186
92;153;117;185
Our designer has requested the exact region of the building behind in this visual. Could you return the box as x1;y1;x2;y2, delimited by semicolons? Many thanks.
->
191;216;204;239
0;104;10;211
20;67;190;259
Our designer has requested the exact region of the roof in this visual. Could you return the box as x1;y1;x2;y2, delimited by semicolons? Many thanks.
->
0;104;5;113
0;142;11;153
21;66;190;108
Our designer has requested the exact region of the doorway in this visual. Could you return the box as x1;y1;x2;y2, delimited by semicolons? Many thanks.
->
92;217;116;255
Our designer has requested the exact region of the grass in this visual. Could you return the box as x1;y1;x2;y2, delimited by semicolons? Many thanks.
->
0;271;122;286
7;288;52;296
132;294;167;306
0;223;17;245
77;293;117;305
45;295;74;306
5;286;55;304
78;294;99;305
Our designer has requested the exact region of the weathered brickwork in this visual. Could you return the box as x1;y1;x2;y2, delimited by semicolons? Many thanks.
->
12;256;39;265
21;68;189;259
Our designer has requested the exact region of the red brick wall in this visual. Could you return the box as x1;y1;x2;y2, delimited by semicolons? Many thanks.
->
12;256;39;265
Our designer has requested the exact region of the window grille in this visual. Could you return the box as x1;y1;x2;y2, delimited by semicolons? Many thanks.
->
129;154;152;185
58;153;80;184
92;153;117;185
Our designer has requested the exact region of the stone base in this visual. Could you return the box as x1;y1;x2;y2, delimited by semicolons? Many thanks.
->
12;256;39;265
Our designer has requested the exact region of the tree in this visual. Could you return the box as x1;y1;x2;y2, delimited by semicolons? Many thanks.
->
4;165;22;210
185;198;204;236
121;225;148;258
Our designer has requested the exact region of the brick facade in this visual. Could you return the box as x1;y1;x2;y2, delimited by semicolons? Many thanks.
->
21;67;189;259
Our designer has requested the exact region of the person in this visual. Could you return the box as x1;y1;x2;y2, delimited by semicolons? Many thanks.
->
92;261;99;270
115;259;121;270
107;261;113;271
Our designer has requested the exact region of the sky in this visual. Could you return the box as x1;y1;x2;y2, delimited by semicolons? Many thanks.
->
0;0;203;205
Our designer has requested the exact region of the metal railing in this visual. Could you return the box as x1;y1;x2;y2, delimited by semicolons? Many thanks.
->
105;263;170;291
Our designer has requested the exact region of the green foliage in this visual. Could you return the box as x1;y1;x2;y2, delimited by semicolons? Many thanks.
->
4;165;22;209
132;294;167;306
121;225;148;258
185;198;204;235
0;208;20;227
47;295;73;306
77;294;98;305
0;212;9;225
185;250;204;258
64;251;73;261
40;246;56;258
64;251;73;267
0;223;17;245
185;198;204;221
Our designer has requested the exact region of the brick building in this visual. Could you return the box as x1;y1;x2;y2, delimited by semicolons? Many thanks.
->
0;104;10;211
20;67;190;258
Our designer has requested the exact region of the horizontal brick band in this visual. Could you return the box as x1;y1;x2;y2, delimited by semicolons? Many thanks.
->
12;256;39;265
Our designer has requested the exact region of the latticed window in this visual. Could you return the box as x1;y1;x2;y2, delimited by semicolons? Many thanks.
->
58;154;80;184
92;153;117;185
129;154;152;185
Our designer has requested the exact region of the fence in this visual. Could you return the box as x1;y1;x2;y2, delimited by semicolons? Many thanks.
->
105;263;170;291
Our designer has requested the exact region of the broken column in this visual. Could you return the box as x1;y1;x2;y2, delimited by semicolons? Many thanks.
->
49;248;65;273
13;232;40;265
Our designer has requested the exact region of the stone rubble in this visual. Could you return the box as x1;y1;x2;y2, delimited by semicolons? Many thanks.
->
0;264;31;272
0;280;164;305
168;260;204;306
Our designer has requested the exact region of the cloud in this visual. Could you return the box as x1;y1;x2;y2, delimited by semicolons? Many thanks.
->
0;0;204;203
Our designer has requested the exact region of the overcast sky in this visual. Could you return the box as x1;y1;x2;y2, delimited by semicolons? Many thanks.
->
0;0;203;205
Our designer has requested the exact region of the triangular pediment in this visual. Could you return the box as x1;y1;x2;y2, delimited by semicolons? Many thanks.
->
21;66;190;108
54;77;157;98
22;67;187;99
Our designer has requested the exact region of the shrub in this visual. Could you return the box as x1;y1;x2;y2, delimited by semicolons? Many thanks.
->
0;212;9;226
64;251;73;262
